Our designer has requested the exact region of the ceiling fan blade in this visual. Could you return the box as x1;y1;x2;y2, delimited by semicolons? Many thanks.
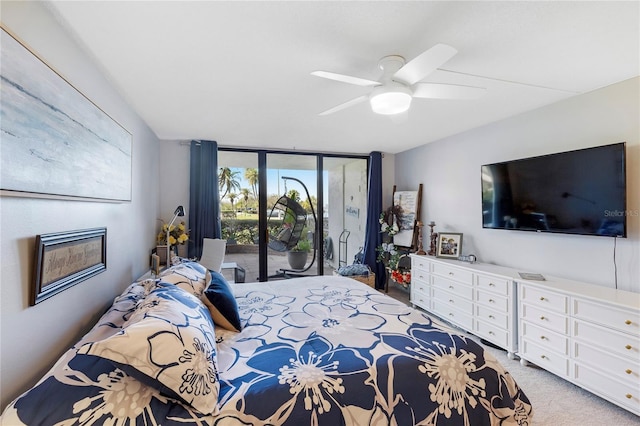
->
413;83;486;99
393;44;457;85
311;71;380;87
318;95;368;116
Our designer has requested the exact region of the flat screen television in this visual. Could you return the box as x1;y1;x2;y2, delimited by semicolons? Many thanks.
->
481;142;626;237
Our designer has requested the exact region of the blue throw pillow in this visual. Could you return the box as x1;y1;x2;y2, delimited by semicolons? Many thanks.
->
201;271;242;332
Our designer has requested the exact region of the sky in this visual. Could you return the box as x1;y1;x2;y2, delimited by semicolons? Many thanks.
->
226;167;327;200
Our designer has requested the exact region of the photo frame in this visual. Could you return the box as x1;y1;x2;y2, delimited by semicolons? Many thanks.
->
436;232;463;259
32;228;107;305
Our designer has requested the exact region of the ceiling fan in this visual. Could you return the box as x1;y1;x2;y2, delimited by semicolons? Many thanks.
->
311;43;485;116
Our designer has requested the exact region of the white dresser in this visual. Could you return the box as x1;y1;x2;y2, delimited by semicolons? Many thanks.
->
410;254;640;416
518;278;640;416
410;255;518;359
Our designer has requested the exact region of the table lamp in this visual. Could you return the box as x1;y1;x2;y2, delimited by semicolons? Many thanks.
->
166;205;185;267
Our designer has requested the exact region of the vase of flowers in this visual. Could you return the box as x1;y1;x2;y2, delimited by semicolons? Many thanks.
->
156;221;189;264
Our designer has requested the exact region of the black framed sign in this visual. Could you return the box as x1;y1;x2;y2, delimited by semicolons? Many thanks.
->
32;228;107;305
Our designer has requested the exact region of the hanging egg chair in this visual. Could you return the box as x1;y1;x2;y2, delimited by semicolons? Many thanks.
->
267;176;317;277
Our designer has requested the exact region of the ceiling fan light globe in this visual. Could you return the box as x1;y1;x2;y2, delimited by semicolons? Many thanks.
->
369;86;412;115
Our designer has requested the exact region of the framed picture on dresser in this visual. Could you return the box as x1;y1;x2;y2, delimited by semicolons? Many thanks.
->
436;232;463;258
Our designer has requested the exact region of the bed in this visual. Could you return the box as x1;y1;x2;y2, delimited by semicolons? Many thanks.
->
1;261;532;425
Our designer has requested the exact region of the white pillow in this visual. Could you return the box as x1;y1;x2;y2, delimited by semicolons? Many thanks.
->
78;283;219;415
158;261;208;296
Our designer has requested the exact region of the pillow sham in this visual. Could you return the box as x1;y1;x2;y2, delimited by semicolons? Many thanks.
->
78;283;219;415
157;261;208;296
201;271;242;332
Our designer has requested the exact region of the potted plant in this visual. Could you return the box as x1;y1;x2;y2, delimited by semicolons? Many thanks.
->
287;238;311;270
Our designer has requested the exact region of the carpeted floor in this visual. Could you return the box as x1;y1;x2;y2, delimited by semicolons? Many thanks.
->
384;282;639;425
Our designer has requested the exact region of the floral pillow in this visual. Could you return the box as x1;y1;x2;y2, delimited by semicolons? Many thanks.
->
78;283;219;415
157;261;208;296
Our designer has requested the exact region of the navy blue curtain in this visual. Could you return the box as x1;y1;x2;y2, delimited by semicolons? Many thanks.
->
188;140;221;259
363;151;385;289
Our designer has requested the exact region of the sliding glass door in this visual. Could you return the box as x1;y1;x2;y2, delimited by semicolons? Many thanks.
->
265;153;319;278
216;151;260;282
218;148;367;282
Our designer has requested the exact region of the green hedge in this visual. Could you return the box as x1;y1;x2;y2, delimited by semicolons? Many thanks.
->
221;218;284;245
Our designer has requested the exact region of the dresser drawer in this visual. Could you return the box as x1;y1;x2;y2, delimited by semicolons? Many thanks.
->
433;287;473;314
432;262;473;284
475;319;509;349
573;363;640;415
521;321;568;355
432;299;473;330
476;304;509;329
411;287;431;310
573;299;639;336
574;341;640;385
520;340;570;377
412;279;430;296
412;257;431;273
476;290;508;312
573;319;640;361
520;303;569;334
412;270;431;286
432;276;473;300
520;284;568;313
476;274;510;295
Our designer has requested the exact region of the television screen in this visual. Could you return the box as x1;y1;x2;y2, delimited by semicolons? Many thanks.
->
482;143;626;237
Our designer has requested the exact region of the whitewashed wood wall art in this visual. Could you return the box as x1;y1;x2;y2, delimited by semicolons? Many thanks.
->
0;28;132;202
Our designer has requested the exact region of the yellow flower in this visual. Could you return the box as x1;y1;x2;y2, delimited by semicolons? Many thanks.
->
156;220;189;245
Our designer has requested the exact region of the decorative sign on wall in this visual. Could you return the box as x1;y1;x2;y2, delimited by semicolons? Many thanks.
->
346;206;360;217
32;228;107;305
391;184;423;249
0;28;132;202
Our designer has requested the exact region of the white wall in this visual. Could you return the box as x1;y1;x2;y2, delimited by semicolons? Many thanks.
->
158;140;191;241
395;77;639;292
0;2;161;409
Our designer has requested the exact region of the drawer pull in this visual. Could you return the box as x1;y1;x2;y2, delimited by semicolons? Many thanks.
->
488;331;495;335
625;320;632;325
449;272;454;276
540;297;546;301
449;313;454;317
489;282;495;287
625;369;633;375
540;355;547;359
449;285;454;289
449;299;455;303
540;316;546;321
489;315;495;319
625;345;633;350
540;336;547;340
489;299;495;303
626;394;633;399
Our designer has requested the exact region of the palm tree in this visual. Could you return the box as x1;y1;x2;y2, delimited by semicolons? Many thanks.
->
219;167;241;199
240;188;251;213
227;193;237;214
244;168;259;199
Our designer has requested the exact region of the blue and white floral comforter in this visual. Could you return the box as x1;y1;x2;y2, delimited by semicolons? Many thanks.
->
2;274;532;425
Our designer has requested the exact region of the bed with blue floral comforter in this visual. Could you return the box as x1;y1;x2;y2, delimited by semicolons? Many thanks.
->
2;263;532;425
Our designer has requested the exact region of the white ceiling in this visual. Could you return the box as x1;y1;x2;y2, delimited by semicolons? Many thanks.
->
46;1;639;155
